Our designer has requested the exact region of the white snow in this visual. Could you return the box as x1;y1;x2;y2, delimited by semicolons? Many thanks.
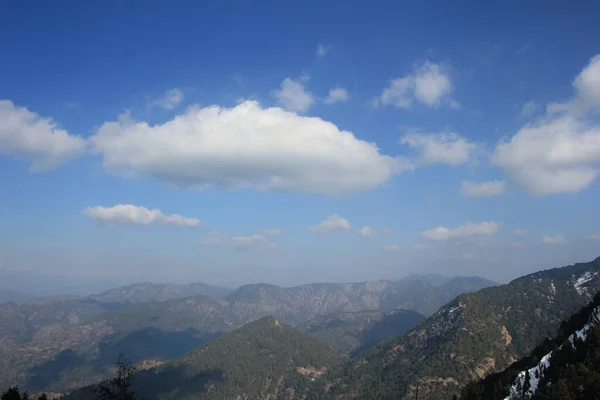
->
503;305;600;400
573;271;598;295
550;281;556;296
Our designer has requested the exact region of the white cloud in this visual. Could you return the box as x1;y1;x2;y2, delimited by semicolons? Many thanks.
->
400;131;477;166
309;215;351;234
585;234;600;240
260;228;282;236
357;226;376;237
422;221;501;240
91;100;408;196
520;101;539;118
512;229;528;235
83;204;200;227
0;100;86;171
494;54;600;195
316;43;332;58
324;88;350;104
273;77;315;112
460;180;505;198
377;60;454;109
542;235;566;245
152;88;184;110
230;235;278;251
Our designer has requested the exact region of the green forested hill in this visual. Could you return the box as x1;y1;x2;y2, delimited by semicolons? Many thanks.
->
460;292;600;400
318;256;600;399
67;316;343;400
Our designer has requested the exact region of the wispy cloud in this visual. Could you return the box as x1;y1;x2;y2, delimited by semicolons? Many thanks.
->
151;88;184;110
83;204;200;227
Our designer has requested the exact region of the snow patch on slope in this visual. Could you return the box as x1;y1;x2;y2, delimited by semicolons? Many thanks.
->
504;305;600;400
572;271;599;295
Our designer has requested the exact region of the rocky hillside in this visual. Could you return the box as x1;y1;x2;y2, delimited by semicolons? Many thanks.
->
67;316;343;400
461;292;600;400
86;282;234;305
322;256;600;399
299;309;426;354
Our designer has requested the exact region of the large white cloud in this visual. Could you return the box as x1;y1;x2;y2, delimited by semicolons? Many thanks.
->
90;100;407;196
400;131;477;166
377;61;454;109
460;180;505;198
494;54;600;195
0;100;86;171
273;77;314;112
83;204;200;227
309;215;351;234
422;221;501;240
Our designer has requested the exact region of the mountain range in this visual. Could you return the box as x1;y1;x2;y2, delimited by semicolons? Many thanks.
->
320;256;600;399
0;274;495;394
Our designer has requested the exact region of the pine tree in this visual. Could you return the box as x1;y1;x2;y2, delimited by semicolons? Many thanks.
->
94;354;138;400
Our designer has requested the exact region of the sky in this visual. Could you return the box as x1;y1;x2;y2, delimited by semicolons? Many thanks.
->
1;1;600;294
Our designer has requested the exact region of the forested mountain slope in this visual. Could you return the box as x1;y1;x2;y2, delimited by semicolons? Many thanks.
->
321;256;600;399
460;292;600;400
67;316;343;400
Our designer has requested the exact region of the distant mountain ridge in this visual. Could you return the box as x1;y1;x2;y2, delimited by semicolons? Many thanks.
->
0;274;494;393
322;256;600;399
86;282;235;304
0;287;34;304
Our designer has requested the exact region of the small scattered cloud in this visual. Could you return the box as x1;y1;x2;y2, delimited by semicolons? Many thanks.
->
273;77;315;112
460;180;505;198
151;88;184;110
230;235;278;251
400;130;478;166
0;100;86;171
520;100;539;118
316;43;332;58
512;229;528;235
383;244;428;253
324;88;350;104
449;99;461;110
357;226;376;237
260;228;282;236
309;215;351;234
542;235;566;245
585;234;600;240
91;100;408;196
375;60;455;109
422;221;501;240
511;241;524;247
199;231;228;246
83;204;200;227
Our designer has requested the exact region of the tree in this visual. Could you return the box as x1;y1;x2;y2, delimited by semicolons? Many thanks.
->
1;387;29;400
95;354;138;400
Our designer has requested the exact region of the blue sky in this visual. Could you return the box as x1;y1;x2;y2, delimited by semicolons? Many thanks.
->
1;1;600;293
